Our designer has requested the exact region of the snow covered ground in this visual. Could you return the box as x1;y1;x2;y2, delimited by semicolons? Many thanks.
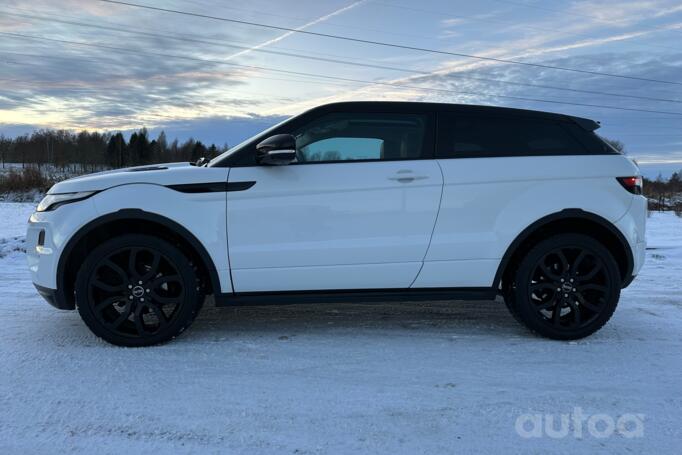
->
1;202;680;454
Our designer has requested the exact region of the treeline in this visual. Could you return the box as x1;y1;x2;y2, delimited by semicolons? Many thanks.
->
644;172;682;211
0;128;227;172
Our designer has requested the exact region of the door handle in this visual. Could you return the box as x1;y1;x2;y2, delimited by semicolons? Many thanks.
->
388;174;428;183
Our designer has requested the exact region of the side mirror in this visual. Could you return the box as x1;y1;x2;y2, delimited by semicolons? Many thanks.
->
256;134;297;165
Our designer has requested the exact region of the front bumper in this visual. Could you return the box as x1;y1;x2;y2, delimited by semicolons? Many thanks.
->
27;199;99;310
27;212;65;290
33;283;73;309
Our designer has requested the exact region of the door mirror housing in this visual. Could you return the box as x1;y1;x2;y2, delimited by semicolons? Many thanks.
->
256;134;297;165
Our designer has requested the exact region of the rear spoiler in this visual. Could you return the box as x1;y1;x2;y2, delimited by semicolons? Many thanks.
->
568;115;600;131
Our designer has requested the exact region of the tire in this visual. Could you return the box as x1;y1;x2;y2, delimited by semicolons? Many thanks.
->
75;234;202;347
505;233;621;340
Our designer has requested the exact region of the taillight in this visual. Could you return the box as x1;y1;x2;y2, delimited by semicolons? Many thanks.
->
616;176;643;195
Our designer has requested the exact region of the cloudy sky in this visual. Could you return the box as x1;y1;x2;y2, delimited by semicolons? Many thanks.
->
1;0;681;176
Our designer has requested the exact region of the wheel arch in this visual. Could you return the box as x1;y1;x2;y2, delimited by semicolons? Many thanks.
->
55;209;222;310
494;209;634;291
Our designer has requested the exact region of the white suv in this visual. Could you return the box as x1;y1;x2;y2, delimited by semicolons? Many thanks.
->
27;102;646;346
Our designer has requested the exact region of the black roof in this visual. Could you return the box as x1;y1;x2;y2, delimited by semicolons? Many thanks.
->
308;101;600;130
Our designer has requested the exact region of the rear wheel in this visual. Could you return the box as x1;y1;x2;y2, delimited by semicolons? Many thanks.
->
506;234;621;340
75;234;202;346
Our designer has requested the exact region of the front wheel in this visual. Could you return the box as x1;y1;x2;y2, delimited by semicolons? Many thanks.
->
506;234;622;340
75;234;202;346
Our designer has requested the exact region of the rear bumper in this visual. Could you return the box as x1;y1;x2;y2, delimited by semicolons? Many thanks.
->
622;239;645;288
631;239;646;281
615;195;647;287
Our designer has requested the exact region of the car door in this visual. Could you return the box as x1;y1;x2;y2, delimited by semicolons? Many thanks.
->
226;110;443;292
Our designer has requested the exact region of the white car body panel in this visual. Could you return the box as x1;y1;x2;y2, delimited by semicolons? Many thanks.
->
226;160;442;292
27;164;233;293
92;183;232;293
413;155;640;287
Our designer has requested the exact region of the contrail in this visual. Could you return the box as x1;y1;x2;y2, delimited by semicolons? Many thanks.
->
224;0;365;61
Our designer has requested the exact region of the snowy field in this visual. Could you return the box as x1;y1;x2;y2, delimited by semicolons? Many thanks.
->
1;202;680;454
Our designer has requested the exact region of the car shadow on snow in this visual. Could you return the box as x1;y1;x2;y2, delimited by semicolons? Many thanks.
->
28;298;532;347
182;297;527;342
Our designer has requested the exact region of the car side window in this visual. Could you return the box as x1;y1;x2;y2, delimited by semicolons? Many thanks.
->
293;112;427;163
436;113;589;158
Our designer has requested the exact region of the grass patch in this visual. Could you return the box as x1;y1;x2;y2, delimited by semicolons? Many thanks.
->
0;167;56;193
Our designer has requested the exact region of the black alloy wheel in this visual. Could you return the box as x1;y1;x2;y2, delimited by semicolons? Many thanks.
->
506;234;621;340
75;234;202;346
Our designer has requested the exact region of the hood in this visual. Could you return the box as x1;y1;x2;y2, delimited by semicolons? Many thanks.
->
48;162;228;194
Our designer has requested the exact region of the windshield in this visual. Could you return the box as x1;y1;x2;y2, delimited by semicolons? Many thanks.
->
208;116;292;166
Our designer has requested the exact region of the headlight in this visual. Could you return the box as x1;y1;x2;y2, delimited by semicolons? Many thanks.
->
36;191;96;212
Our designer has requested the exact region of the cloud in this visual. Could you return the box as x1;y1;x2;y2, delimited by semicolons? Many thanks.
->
1;0;681;176
223;0;366;61
568;0;682;25
0;0;371;130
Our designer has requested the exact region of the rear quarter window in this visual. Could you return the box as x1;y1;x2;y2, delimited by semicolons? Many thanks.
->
562;123;621;155
436;113;592;158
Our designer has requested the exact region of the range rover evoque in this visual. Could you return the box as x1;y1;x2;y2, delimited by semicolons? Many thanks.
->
27;102;646;346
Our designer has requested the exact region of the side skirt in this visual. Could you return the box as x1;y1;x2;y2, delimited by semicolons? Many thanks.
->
214;287;498;307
